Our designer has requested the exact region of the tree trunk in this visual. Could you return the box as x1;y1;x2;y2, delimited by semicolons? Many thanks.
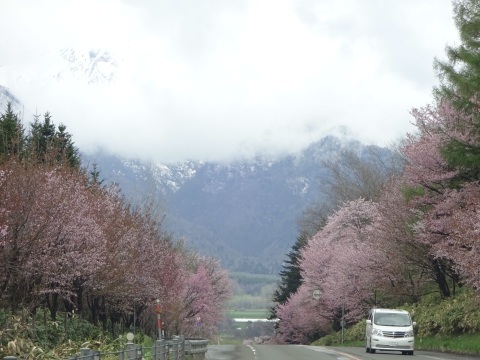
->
47;293;59;321
432;258;451;298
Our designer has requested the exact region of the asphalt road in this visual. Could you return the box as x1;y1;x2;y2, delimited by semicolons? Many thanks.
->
206;345;480;360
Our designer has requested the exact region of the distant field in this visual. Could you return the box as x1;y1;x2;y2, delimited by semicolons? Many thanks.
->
229;271;278;298
229;271;279;282
227;271;278;321
227;308;271;319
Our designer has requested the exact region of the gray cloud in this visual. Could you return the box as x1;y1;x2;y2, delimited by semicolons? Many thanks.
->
0;0;458;163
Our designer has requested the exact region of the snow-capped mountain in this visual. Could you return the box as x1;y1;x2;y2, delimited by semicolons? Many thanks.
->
0;48;118;87
56;49;118;84
81;135;378;274
0;48;120;119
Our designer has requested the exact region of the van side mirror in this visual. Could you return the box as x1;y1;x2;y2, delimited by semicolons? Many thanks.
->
412;321;417;326
366;319;371;324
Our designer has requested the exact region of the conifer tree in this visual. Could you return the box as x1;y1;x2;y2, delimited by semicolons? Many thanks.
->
0;102;24;160
270;232;308;318
26;112;80;168
87;162;105;187
56;123;80;168
434;0;480;179
435;0;480;111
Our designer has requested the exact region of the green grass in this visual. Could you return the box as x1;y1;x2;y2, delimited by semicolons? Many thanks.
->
215;335;244;345
416;333;480;355
329;334;480;356
311;314;480;356
315;331;480;356
310;314;480;355
311;289;480;355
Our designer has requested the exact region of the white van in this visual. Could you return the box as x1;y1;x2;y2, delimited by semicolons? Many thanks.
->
365;308;416;355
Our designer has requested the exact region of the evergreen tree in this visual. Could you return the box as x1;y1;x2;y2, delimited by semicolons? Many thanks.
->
56;123;80;168
26;112;80;168
434;0;480;179
270;232;308;318
434;0;480;112
87;162;105;188
0;102;24;160
27;112;56;162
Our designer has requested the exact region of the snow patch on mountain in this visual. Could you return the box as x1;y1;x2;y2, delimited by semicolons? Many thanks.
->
57;49;118;84
0;85;22;114
151;161;199;193
0;48;119;89
287;177;310;195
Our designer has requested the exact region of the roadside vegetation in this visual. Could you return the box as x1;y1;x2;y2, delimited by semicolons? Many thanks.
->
312;289;480;355
0;104;232;359
0;309;166;359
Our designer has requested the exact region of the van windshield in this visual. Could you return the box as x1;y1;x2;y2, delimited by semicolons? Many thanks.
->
374;313;411;327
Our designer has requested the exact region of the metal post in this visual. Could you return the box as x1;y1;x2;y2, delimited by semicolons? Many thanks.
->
135;346;142;360
125;333;136;360
133;301;136;336
179;335;185;360
156;299;162;340
155;339;165;360
196;316;201;338
125;343;136;360
80;348;92;360
172;337;179;360
341;304;345;343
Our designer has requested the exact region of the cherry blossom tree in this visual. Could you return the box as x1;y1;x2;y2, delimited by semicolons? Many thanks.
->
0;160;104;316
399;101;476;297
299;199;386;325
0;105;233;339
153;246;232;338
441;182;480;290
28;169;105;320
374;176;445;301
187;257;231;337
275;285;330;344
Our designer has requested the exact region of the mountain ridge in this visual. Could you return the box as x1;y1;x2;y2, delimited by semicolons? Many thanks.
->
81;134;377;274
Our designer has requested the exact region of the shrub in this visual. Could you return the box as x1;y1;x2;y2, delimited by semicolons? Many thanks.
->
407;290;480;337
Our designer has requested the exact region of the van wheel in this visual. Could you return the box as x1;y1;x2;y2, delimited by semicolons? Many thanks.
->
370;349;376;354
366;347;370;353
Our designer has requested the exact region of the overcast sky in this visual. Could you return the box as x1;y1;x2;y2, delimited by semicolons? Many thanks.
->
0;0;459;163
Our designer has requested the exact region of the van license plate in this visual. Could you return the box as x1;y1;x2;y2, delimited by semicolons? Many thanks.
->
389;342;398;347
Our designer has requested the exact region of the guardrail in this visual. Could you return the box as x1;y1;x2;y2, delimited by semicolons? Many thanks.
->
3;336;209;360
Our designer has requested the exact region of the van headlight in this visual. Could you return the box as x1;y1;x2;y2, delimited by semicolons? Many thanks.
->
372;329;383;336
405;330;414;337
